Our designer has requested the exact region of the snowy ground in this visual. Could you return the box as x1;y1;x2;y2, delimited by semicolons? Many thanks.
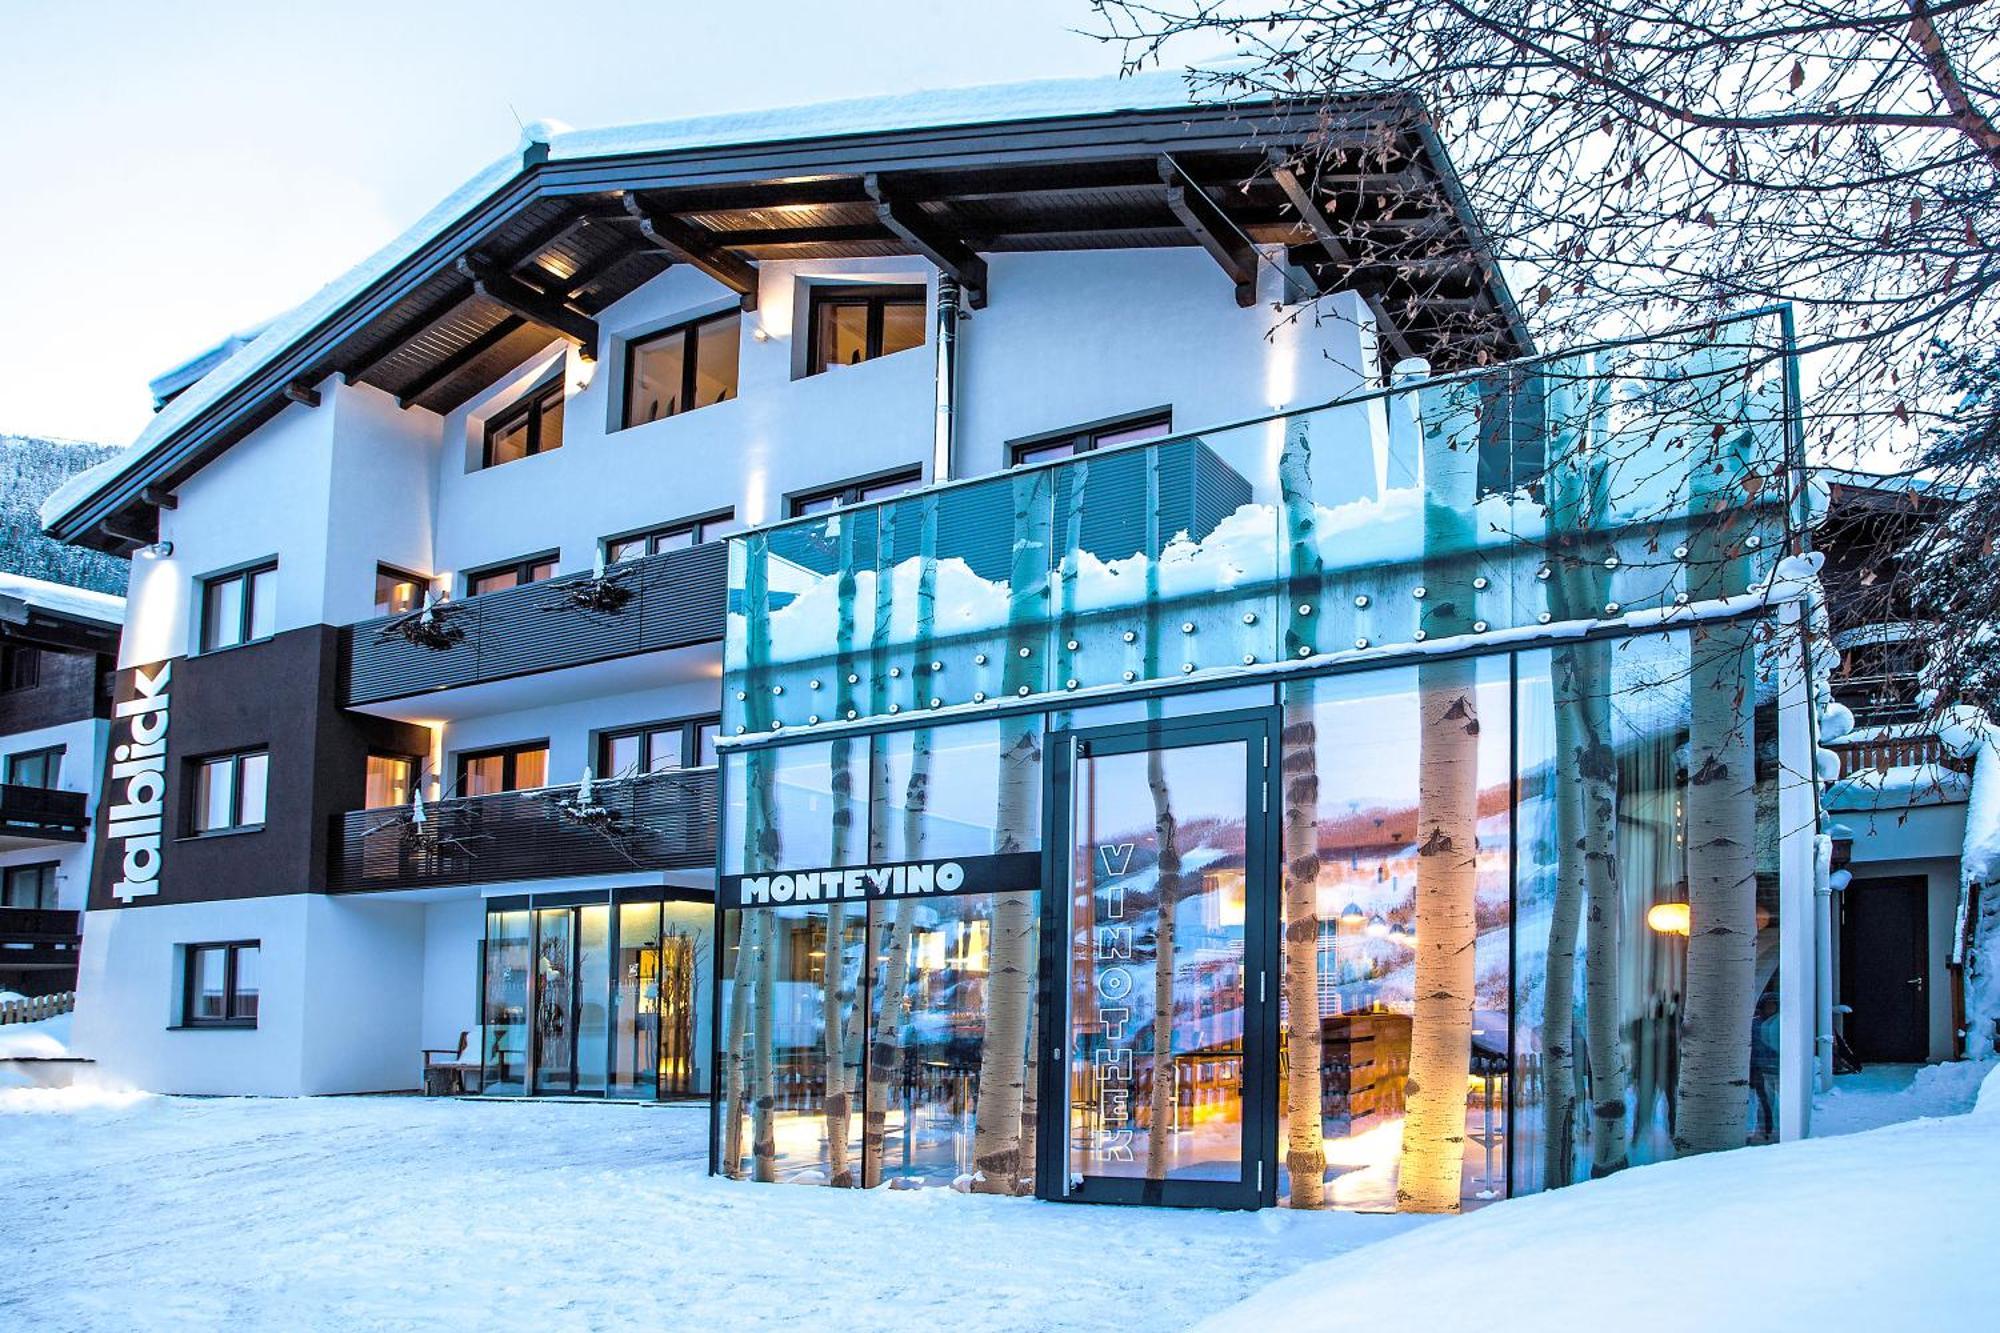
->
3;1039;1990;1331
0;1089;1423;1331
1206;1063;2000;1332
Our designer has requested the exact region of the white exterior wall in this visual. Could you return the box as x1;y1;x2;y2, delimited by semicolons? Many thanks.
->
0;715;108;912
418;895;485;1054
438;676;723;790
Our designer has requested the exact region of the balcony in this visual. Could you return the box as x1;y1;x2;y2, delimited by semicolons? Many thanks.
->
331;768;719;893
0;907;82;973
0;784;88;849
340;542;726;708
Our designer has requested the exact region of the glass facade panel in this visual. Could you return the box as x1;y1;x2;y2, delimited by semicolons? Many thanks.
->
194;757;235;833
237;752;268;827
483;908;531;1094
365;754;414;810
575;904;610;1095
659;899;713;1096
192;946;228;1021
202;576;244;652
532;907;576;1094
610;898;662;1098
231;946;260;1021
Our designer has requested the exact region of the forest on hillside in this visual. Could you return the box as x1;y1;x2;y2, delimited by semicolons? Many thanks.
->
0;434;128;595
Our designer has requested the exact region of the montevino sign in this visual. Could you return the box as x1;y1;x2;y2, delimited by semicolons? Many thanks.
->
720;851;1040;909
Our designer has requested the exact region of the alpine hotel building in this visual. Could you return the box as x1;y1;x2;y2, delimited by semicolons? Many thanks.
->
44;76;1830;1213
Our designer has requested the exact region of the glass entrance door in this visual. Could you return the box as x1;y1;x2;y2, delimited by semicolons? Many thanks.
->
532;907;576;1094
1049;713;1276;1208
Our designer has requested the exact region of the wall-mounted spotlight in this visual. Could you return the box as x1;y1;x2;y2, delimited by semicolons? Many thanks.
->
136;540;174;560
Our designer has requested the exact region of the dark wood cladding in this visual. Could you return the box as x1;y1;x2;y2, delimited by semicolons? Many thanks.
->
0;646;108;733
0;907;82;969
0;783;88;842
331;767;718;893
88;627;430;910
340;541;726;707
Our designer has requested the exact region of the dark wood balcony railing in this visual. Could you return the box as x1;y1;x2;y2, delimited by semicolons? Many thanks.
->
331;768;719;893
0;907;83;971
339;541;727;707
1830;731;1953;778
0;785;88;843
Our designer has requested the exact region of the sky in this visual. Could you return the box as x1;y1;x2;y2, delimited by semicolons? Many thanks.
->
0;0;1219;447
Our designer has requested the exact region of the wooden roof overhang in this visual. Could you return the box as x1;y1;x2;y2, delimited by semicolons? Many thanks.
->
60;96;1527;554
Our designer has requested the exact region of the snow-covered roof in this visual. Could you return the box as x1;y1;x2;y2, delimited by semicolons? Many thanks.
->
0;570;125;629
1814;466;1971;503
148;320;277;409
38;69;1227;535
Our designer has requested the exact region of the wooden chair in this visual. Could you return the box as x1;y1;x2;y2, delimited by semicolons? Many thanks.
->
421;1030;480;1095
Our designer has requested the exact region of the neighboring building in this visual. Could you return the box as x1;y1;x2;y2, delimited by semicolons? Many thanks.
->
1817;470;1983;1065
0;573;123;997
43;75;1837;1215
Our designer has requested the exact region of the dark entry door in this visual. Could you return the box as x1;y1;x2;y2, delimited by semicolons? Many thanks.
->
1841;876;1929;1063
1043;711;1277;1209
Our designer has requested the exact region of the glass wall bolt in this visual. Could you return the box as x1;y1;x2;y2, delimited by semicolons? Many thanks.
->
736;725;747;735
1473;620;1488;633
1472;576;1489;591
1355;637;1370;649
1297;645;1312;657
771;721;783;731
1182;663;1196;673
1604;555;1620;570
1122;630;1138;643
1242;654;1255;665
1017;685;1031;696
735;690;747;701
1413;629;1428;642
1298;603;1313;616
1746;534;1763;550
1122;670;1136;682
888;704;900;714
1242;612;1258;626
1018;647;1032;658
846;674;859;685
1066;640;1079;652
1181;621;1196;634
974;691;987;703
1065;679;1078;690
974;653;988;666
809;680;821;690
846;709;858;720
889;666;902;678
930;660;943;671
1674;592;1690;605
1604;601;1622;615
772;684;784;695
1412;586;1427;599
1673;545;1690;560
930;697;942;708
1538;611;1553;624
1354;594;1370;608
1536;566;1552;580
808;715;820;726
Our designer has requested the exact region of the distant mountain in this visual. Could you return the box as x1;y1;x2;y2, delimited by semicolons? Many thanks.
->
0;434;129;596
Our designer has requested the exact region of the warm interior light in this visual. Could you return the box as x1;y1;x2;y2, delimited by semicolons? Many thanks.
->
1339;902;1366;927
1364;914;1391;939
1647;901;1692;936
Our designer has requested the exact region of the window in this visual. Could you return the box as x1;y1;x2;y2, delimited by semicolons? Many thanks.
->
465;554;558;599
190;750;270;835
1009;409;1174;468
603;512;744;564
365;753;417;810
0;644;39;692
789;468;924;518
183;941;259;1027
457;742;549;797
482;376;565;469
599;717;721;778
200;563;277;652
622;311;741;428
806;285;925;376
374;565;426;617
5;746;62;789
1;863;57;910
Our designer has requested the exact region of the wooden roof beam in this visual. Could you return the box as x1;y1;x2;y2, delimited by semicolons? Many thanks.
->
1269;152;1415;366
283;381;322;408
1158;155;1256;308
455;255;599;358
394;316;527;409
621;193;759;310
862;174;988;308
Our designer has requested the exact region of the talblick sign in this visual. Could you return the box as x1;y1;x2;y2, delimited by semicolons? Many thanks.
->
107;662;171;904
720;851;1040;910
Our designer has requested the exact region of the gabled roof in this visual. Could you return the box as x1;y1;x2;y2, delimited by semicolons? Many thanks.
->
45;71;1528;554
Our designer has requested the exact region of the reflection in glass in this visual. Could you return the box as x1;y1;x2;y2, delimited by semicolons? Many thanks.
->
575;905;610;1094
483;909;531;1094
532;908;575;1094
611;898;661;1099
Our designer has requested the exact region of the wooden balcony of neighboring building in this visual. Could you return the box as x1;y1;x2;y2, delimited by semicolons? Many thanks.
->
0;907;83;974
330;767;718;893
0;784;88;850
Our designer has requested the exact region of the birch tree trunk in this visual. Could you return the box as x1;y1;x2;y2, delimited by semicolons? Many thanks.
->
750;912;779;1182
1277;415;1327;1207
821;516;863;1186
972;469;1050;1195
1399;371;1482;1213
1675;354;1760;1157
1145;744;1183;1179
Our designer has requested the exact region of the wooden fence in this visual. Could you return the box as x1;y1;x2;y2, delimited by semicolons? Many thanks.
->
0;991;75;1026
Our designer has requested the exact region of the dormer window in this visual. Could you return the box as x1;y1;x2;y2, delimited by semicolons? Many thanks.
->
806;285;924;375
622;311;740;429
482;376;565;469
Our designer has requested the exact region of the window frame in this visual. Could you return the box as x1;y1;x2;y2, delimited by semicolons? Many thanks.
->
180;940;261;1029
462;552;559;600
1;861;58;910
805;283;927;376
0;643;40;693
373;563;429;618
786;466;925;519
197;561;277;654
480;374;566;470
186;748;270;838
619;309;742;430
454;740;552;797
364;750;421;811
596;715;723;779
1006;407;1175;468
5;745;63;789
601;511;740;564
